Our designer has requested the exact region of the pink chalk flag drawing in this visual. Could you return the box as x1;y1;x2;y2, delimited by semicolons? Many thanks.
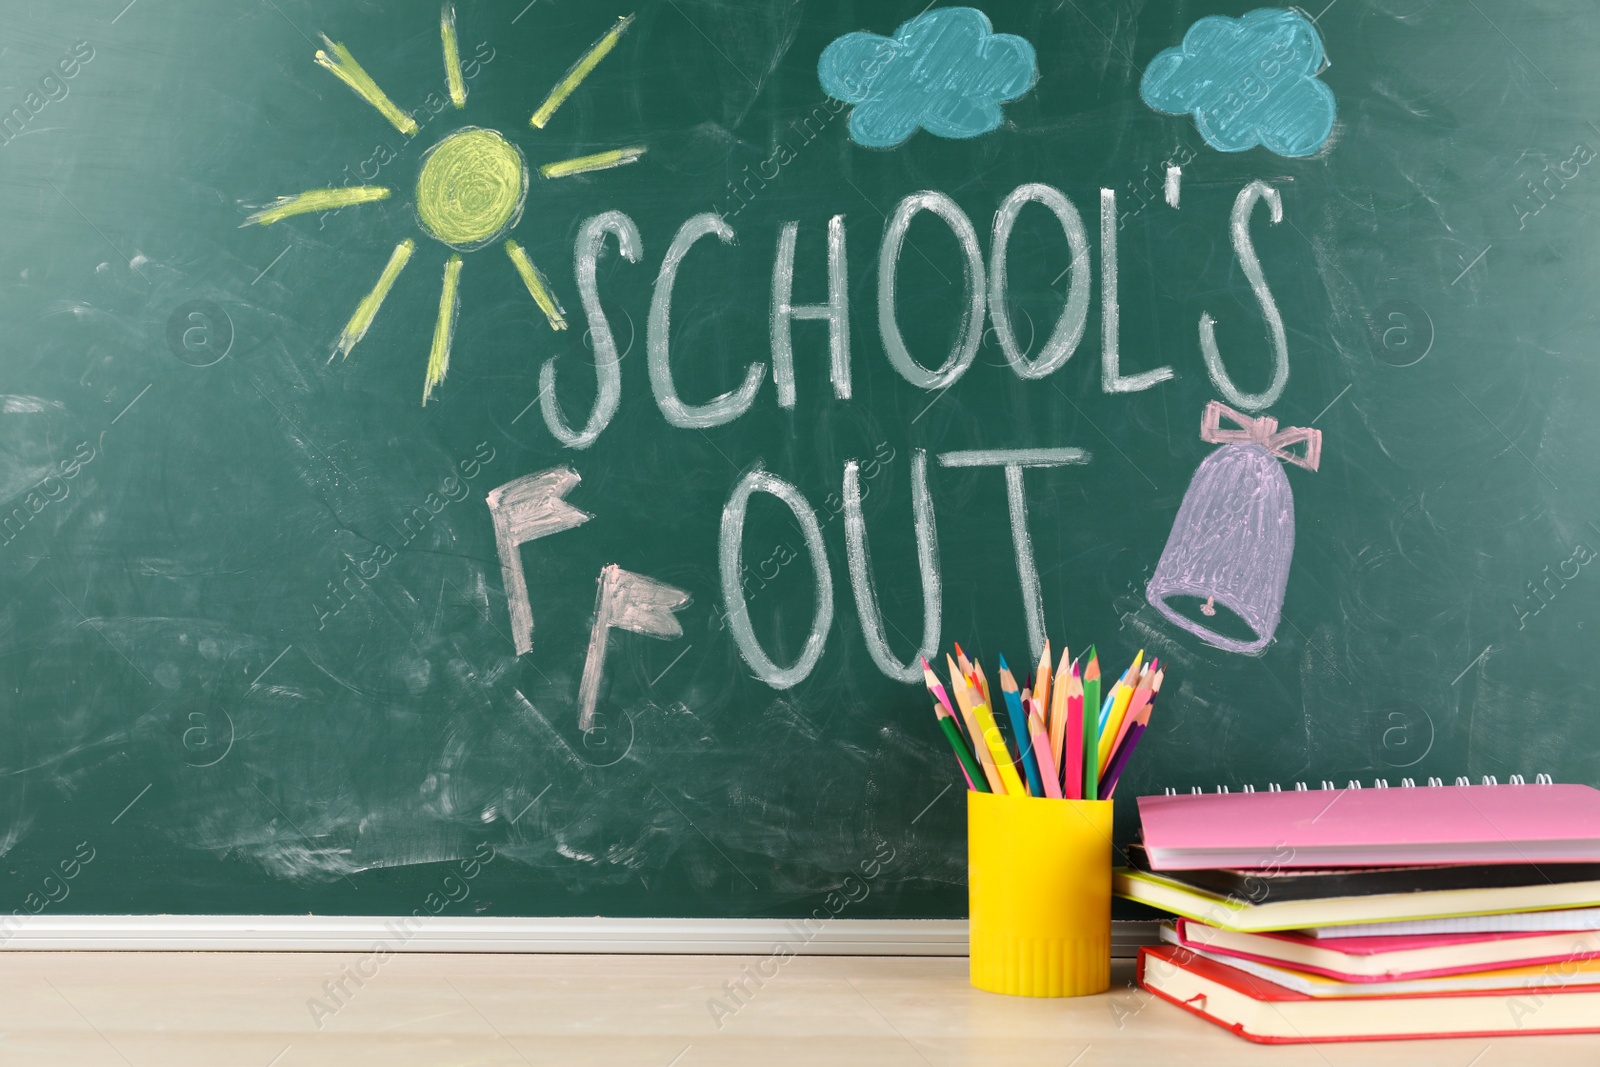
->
1145;401;1322;655
577;564;690;732
487;467;689;732
486;466;594;656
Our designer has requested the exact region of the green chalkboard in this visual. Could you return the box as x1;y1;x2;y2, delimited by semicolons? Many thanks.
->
3;0;1599;920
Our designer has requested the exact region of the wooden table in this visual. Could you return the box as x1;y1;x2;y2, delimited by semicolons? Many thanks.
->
0;952;1588;1065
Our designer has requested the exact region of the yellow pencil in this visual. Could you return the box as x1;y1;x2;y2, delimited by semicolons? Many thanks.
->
1097;651;1145;773
948;655;1003;793
1102;664;1155;776
972;703;1025;796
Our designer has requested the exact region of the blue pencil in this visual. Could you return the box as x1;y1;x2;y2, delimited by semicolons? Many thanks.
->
997;656;1044;797
1097;685;1119;731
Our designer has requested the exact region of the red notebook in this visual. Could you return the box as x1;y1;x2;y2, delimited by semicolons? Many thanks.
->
1168;918;1600;982
1137;782;1600;869
1137;945;1600;1043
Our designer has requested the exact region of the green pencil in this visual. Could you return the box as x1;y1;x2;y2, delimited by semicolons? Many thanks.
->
936;706;990;792
1082;646;1101;801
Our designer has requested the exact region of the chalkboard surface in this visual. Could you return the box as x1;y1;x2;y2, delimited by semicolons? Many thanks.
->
3;0;1598;920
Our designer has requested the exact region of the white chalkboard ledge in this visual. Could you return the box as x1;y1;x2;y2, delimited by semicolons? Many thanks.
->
0;916;1160;955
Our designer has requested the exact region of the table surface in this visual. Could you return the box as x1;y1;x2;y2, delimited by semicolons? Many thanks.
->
0;952;1590;1065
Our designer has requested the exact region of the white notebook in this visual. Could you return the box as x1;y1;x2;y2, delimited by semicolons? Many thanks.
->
1303;907;1600;939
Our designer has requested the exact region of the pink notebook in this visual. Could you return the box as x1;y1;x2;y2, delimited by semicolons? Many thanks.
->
1137;782;1600;869
1169;919;1600;982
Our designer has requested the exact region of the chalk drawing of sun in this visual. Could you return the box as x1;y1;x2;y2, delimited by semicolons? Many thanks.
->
248;7;642;404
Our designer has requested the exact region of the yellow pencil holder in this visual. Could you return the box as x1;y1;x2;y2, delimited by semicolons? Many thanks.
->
967;790;1113;997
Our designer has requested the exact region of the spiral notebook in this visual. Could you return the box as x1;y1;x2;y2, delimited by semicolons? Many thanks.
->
1136;775;1600;870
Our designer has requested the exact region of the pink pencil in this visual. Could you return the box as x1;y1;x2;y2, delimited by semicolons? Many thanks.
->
920;656;956;717
1026;700;1062;799
1103;664;1160;776
1063;662;1084;800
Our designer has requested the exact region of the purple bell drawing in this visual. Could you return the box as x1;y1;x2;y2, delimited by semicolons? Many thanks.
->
1146;401;1323;654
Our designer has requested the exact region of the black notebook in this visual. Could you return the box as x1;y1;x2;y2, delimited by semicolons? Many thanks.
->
1123;843;1600;903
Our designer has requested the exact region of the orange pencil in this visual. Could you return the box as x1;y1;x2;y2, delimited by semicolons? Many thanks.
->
1034;641;1053;737
972;659;993;708
1047;645;1072;772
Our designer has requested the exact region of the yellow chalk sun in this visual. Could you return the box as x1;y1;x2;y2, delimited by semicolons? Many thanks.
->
247;6;643;404
416;128;527;250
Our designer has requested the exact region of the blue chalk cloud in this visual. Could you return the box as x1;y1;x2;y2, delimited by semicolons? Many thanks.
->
819;8;1037;149
1141;8;1336;158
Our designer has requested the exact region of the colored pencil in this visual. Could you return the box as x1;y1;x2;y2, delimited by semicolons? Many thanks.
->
1100;668;1164;796
935;704;987;792
1099;661;1145;776
1063;662;1084;800
921;657;956;718
1030;694;1056;783
947;655;1003;793
1099;721;1146;799
1101;661;1157;777
972;659;993;708
927;642;1162;805
921;656;972;753
971;669;1024;786
1097;687;1118;732
1099;650;1142;729
1026;702;1062;799
997;658;1045;797
1097;651;1144;773
1034;641;1052;739
1047;645;1072;775
1082;647;1101;802
972;702;1025;796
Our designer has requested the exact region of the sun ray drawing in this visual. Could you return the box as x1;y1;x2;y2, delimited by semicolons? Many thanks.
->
246;186;391;227
249;5;644;404
530;14;635;129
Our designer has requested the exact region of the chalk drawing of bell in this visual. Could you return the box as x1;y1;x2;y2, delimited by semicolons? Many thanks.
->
1146;401;1322;654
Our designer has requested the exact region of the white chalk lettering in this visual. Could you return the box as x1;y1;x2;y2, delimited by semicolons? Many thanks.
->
772;215;851;407
1100;188;1174;393
720;468;833;688
989;183;1091;380
648;212;767;428
843;448;940;682
936;448;1091;658
878;191;985;390
1200;181;1288;412
541;211;641;448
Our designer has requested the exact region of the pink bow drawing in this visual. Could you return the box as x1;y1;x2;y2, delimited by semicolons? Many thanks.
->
1201;401;1322;472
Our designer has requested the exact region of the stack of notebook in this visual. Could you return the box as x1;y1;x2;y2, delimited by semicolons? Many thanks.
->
1117;779;1600;1042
